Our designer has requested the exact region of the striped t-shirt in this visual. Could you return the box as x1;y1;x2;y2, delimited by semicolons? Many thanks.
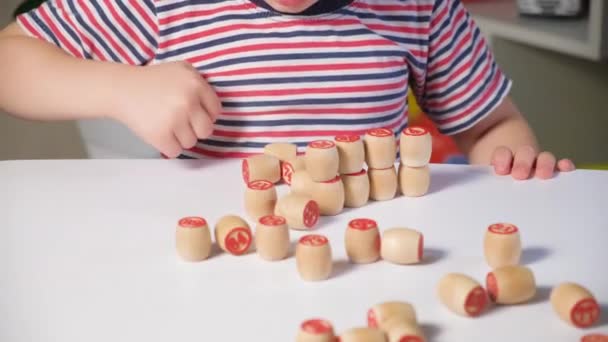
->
17;0;511;159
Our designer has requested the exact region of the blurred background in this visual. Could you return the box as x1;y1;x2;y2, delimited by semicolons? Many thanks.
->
1;0;607;168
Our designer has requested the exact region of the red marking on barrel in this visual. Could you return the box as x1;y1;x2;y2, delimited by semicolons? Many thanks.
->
368;128;393;137
488;223;519;235
259;215;286;226
367;308;378;328
242;159;250;184
571;298;601;328
303;201;320;228
224;227;252;255
465;286;488;317
486;272;498;302
349;218;378;231
581;334;608;342
345;169;367;176
403;126;428;136
399;337;424;342
299;234;328;246
247;180;273;190
282;161;294;185
322;175;341;183
335;135;361;143
301;319;333;335
178;217;207;228
309;140;335;149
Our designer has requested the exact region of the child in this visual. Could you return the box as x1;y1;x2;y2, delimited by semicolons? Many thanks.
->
0;0;574;179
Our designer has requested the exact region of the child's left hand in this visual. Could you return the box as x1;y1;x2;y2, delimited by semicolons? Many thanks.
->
491;146;575;180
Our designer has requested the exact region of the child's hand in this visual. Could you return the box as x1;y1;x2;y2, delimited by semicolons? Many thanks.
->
114;61;222;158
491;146;575;180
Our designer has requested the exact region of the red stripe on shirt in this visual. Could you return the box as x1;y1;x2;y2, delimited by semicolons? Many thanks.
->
105;0;154;58
159;2;259;25
77;0;136;64
426;37;487;93
188;39;397;64
17;15;45;40
161;19;361;49
38;5;83;58
435;72;503;125
130;0;158;41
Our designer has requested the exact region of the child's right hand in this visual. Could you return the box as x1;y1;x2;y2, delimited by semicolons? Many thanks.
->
113;61;222;158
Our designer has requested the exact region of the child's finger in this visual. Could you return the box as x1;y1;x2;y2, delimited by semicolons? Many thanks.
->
557;159;576;172
198;81;222;122
174;121;198;149
159;134;182;159
534;151;556;179
190;110;214;139
511;146;536;180
491;146;513;175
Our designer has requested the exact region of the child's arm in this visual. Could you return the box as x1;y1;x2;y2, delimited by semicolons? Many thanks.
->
452;96;575;180
0;20;220;158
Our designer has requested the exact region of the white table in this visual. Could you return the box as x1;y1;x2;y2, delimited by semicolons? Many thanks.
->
1;160;607;341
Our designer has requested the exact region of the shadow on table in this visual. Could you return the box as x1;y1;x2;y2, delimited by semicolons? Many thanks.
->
428;167;487;194
521;246;552;265
420;323;441;340
529;285;553;305
333;260;356;278
598;303;608;327
175;157;228;170
420;247;448;265
484;285;552;316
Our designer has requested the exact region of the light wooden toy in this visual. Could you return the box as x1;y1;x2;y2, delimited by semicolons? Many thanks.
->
296;318;336;342
368;301;417;330
339;327;386;342
486;265;536;304
296;234;332;281
383;319;426;342
335;134;365;174
400;126;432;167
214;215;252;256
345;218;381;264
342;169;370;208
369;166;397;201
397;164;430;197
437;273;488;317
305;140;339;182
364;128;397;169
282;156;306;185
550;282;601;328
255;215;290;261
244;180;277;221
242;154;281;184
380;228;424;265
175;217;212;262
264;142;297;162
275;193;320;230
484;223;522;268
291;169;313;196
310;175;345;216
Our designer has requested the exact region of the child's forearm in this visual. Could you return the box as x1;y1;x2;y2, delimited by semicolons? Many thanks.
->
0;27;132;122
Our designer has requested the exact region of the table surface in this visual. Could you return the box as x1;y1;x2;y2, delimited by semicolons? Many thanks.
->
1;159;607;342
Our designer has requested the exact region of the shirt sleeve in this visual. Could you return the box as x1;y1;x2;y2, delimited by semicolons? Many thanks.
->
412;0;512;135
16;0;159;65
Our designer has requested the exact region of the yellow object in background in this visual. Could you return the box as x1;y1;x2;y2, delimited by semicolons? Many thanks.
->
579;164;608;170
408;89;422;121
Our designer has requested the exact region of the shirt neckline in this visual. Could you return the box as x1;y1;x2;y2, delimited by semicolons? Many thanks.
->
248;0;355;16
